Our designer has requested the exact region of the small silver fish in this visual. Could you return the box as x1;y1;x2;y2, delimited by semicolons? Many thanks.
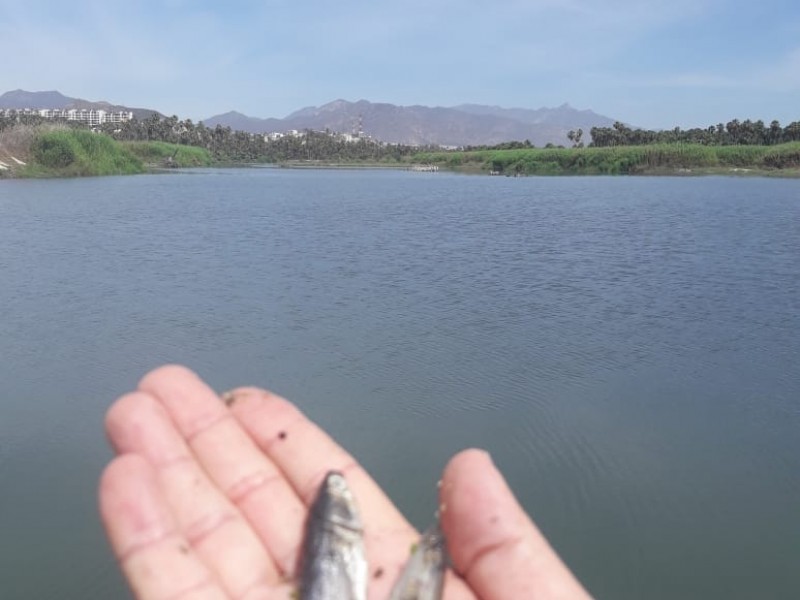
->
299;471;368;600
389;523;447;600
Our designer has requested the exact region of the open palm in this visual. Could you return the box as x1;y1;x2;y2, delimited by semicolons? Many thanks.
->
99;365;589;600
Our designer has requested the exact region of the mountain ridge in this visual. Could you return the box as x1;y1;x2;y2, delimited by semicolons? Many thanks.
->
0;90;619;146
203;99;619;146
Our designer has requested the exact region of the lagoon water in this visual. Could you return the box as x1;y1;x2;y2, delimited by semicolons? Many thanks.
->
1;169;799;599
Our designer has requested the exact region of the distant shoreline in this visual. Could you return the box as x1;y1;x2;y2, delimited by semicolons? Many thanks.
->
5;161;799;180
276;161;414;170
414;142;800;177
3;128;799;179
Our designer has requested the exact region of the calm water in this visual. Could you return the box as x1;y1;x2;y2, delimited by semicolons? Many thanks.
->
1;169;798;599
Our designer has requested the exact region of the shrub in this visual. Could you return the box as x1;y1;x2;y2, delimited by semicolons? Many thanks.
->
28;129;144;176
123;141;212;167
32;132;77;168
761;143;800;168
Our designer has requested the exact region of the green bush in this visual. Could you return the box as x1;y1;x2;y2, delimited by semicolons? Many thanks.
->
28;129;144;176
32;133;77;168
123;141;212;167
760;143;800;168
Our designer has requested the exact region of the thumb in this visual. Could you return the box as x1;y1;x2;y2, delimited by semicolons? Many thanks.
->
439;449;591;600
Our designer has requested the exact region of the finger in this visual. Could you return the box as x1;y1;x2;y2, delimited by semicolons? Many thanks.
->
442;571;478;600
106;390;281;598
137;365;307;577
99;454;227;600
440;449;591;600
224;385;419;599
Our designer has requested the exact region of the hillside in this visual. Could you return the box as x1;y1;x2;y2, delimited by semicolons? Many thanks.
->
1;90;620;147
203;99;619;147
0;89;161;120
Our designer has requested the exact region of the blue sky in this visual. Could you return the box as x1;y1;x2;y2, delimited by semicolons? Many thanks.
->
1;0;798;128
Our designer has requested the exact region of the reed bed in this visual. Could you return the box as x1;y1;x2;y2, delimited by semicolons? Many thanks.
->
414;143;800;175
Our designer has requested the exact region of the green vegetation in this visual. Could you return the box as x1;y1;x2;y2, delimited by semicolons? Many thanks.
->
123;140;213;168
95;114;426;163
0;124;213;178
412;143;800;176
590;119;800;147
2;111;799;178
24;128;143;177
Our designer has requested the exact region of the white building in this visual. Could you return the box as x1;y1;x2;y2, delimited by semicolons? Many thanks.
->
0;107;133;126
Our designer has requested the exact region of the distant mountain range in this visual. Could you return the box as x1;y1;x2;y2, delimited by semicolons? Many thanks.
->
1;89;620;146
203;99;619;147
0;89;160;120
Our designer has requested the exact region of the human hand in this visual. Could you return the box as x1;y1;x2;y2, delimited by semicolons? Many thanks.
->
99;365;590;599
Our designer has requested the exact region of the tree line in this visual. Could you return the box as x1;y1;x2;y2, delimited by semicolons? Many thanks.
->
95;114;428;162
0;112;430;162
4;111;799;159
589;119;800;147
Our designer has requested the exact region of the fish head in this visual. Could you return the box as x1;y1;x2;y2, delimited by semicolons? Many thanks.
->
317;471;363;531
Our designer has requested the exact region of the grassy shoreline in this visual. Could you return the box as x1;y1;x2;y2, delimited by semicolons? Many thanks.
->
0;127;212;178
3;126;799;179
276;160;420;169
122;140;213;170
412;142;800;176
